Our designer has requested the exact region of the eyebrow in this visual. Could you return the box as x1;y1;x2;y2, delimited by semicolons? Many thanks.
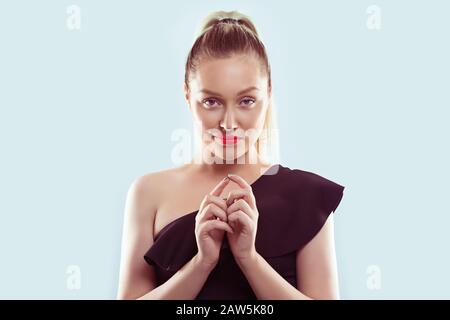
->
199;86;259;97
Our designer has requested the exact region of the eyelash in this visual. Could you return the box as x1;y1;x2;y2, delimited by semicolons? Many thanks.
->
202;97;256;109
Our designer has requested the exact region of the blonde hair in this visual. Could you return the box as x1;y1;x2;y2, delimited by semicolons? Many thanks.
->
184;10;280;164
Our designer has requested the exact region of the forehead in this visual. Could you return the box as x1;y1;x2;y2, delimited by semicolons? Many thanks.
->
192;54;267;94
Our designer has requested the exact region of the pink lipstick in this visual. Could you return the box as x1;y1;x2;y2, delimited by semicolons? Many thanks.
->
215;134;241;146
222;136;238;145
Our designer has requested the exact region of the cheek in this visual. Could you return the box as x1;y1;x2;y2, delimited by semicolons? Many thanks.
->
240;104;266;130
240;106;267;144
192;104;218;128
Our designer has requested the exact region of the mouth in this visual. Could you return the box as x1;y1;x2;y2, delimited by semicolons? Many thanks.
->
214;135;242;146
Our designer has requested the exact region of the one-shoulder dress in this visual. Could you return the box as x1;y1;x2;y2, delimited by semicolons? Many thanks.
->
144;164;345;299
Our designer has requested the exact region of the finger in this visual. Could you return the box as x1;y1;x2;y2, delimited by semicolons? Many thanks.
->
198;203;228;223
228;210;254;232
199;182;229;212
200;219;234;234
203;194;228;213
225;189;255;208
226;199;255;220
210;176;230;197
227;174;252;191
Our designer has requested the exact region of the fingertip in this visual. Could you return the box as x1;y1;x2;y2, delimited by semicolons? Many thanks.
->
219;176;230;187
211;177;230;196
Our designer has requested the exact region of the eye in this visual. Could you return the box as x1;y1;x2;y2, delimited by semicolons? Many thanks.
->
202;98;221;109
240;98;255;107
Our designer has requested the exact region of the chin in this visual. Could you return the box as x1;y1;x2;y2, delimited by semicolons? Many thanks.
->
198;144;242;162
214;149;249;163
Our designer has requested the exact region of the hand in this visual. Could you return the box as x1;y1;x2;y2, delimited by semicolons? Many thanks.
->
224;174;259;261
194;176;234;269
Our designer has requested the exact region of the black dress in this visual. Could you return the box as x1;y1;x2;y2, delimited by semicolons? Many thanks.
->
144;164;345;299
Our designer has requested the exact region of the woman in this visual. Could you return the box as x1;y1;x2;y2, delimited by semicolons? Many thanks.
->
117;10;345;300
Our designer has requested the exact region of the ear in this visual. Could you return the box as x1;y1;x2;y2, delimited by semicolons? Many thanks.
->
183;82;191;111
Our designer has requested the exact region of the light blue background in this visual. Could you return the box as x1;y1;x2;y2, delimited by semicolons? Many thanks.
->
0;0;449;299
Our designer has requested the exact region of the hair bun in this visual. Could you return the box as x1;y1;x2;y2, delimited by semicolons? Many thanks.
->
218;17;239;24
197;10;259;38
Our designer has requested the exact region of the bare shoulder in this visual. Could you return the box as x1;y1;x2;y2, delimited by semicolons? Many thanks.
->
126;165;191;218
134;165;190;192
118;166;191;299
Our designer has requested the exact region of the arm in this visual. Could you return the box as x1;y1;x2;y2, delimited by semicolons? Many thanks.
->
116;176;216;300
138;253;216;300
235;214;339;300
296;214;340;299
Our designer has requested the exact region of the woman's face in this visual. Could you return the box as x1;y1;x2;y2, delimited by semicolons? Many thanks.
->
185;54;271;163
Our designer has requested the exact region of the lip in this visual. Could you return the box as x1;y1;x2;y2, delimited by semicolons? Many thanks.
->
214;135;242;146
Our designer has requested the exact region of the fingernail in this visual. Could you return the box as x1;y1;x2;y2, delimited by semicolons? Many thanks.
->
223;176;229;181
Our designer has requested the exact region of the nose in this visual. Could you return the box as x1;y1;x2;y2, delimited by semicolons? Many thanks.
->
219;108;238;132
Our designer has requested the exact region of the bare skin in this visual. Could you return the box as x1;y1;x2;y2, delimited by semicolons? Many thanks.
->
116;162;271;300
117;54;340;300
153;161;273;240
